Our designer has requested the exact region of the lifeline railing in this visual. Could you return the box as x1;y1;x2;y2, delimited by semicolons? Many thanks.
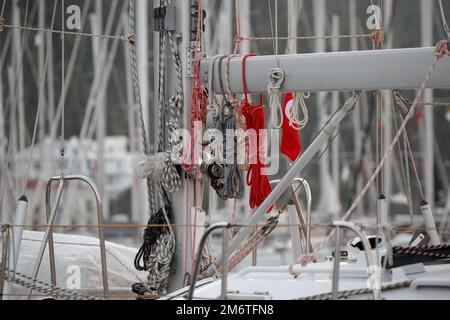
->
331;221;379;300
187;222;233;300
27;175;109;300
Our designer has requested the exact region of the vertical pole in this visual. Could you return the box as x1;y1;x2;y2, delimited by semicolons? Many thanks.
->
12;0;25;177
331;14;341;218
167;0;195;292
349;0;363;216
3;196;28;299
331;226;341;300
94;0;109;221
221;228;228;300
313;0;333;219
286;0;299;54
0;52;5;224
218;1;233;54
0;225;10;300
11;0;23;197
238;0;252;54
202;0;212;54
38;0;46;140
421;0;435;210
382;0;394;219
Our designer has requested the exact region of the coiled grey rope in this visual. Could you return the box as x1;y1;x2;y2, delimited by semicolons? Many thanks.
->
218;55;244;199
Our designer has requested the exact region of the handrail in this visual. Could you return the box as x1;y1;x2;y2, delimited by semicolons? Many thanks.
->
187;222;232;300
28;175;109;300
331;221;379;300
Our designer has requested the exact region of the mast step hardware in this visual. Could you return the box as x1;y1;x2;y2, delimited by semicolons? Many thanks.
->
153;5;176;32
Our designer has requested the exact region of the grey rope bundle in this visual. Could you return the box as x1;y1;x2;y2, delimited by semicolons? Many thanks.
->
219;56;245;199
144;189;175;296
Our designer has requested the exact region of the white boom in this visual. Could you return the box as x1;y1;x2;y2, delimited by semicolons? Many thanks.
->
200;47;450;93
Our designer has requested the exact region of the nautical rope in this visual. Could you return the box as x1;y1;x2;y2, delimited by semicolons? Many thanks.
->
314;42;450;254
288;92;310;130
267;67;285;129
128;0;156;214
1;267;101;300
222;215;279;272
392;243;450;259
241;54;273;209
218;55;245;199
235;33;373;44
296;280;412;300
0;21;134;42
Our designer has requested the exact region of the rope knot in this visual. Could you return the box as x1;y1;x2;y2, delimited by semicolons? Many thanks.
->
435;39;450;58
0;16;5;32
124;33;135;44
371;29;384;49
234;35;243;44
267;67;285;129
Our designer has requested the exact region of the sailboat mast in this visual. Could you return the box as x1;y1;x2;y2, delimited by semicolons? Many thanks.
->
166;0;196;292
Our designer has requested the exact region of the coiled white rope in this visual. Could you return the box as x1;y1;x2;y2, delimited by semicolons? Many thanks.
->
288;92;310;130
267;67;285;129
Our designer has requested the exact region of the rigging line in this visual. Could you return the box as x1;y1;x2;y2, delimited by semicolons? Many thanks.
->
22;0;59;195
438;0;450;39
267;0;276;57
236;34;373;42
0;0;30;214
394;92;426;199
392;97;415;229
0;24;133;43
6;223;450;234
234;0;241;54
128;0;155;215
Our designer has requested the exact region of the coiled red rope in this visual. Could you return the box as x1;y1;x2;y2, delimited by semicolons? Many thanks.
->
240;54;273;210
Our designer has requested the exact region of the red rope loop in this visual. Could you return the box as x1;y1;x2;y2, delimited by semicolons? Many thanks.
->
241;54;272;211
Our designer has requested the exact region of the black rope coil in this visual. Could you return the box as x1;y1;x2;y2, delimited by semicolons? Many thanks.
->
134;203;173;271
